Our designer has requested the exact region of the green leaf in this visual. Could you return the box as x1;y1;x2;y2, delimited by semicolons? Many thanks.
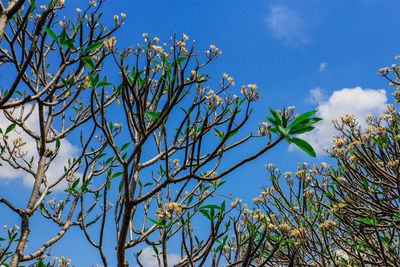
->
43;27;58;43
278;125;288;136
149;218;165;227
371;215;377;225
269;127;279;134
201;204;221;210
322;192;333;198
221;201;226;212
68;76;75;87
121;142;130;151
82;56;95;71
269;108;282;126
119;180;123;192
59;29;67;45
187;195;193;205
110;172;123;179
5;123;16;134
289;110;318;128
289;125;315;135
199;209;212;220
145;111;160;120
63;38;77;50
77;211;82;221
380;235;390;243
106;157;114;165
217;180;226;187
98;77;112;87
80;179;89;192
291;137;316;157
85;42;103;54
64;188;78;194
340;257;349;265
152;245;159;255
72;178;80;189
71;21;76;32
143;182;153;187
227;130;238;139
282;110;287;127
55;139;61;151
210;208;215;218
362;177;369;191
357;238;366;251
356;217;374;225
177;57;187;64
214;128;224;140
298;117;323;125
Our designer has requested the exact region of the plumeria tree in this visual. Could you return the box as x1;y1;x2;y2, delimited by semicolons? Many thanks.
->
224;62;400;266
0;1;320;267
0;0;124;266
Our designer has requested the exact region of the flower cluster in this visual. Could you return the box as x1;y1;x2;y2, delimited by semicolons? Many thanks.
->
257;121;270;136
334;176;346;183
104;36;117;50
47;198;56;205
333;138;346;148
53;256;71;267
318;220;336;231
240;84;259;101
290;227;306;239
165;202;181;212
330;203;345;214
205;44;222;59
173;159;180;167
13;137;26;149
205;90;223;107
278;223;291;234
3;224;19;231
231;198;242;208
156;202;182;220
340;114;356;126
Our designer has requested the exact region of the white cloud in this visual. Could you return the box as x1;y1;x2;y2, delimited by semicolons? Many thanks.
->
265;6;308;46
296;87;387;154
139;247;180;267
308;87;325;104
319;62;327;72
0;105;79;190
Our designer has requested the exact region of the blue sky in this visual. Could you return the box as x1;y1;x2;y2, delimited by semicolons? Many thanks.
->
2;0;400;266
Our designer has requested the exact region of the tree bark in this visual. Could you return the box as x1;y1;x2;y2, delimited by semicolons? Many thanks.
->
0;0;25;45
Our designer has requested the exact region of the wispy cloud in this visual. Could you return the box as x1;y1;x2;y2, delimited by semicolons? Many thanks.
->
292;87;387;155
307;87;325;104
0;105;78;190
319;62;327;72
139;247;180;267
265;6;309;46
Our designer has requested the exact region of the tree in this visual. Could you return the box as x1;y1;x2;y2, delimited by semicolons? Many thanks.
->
224;63;400;266
0;1;319;266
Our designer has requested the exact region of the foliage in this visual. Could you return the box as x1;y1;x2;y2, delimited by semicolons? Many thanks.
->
0;0;319;267
223;62;400;266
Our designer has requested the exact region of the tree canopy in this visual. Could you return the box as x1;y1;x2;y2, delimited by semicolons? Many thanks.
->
0;1;320;266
